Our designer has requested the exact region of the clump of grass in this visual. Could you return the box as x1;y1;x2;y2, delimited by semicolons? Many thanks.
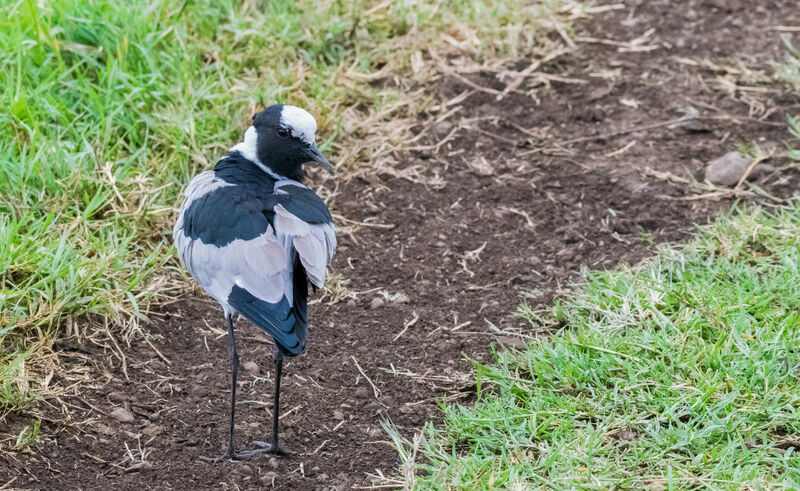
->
399;202;800;488
1;0;585;412
776;35;800;92
14;419;41;451
788;116;800;164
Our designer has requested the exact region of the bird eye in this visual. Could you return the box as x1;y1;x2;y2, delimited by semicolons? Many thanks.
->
277;127;290;138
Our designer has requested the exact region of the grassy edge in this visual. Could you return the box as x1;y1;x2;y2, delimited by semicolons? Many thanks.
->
0;0;587;416
385;199;800;489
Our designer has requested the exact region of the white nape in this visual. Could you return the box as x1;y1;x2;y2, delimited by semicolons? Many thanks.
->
231;126;259;162
280;105;317;144
230;126;287;180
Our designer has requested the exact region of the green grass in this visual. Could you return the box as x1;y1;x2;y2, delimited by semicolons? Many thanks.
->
397;203;800;489
0;0;579;412
776;35;800;92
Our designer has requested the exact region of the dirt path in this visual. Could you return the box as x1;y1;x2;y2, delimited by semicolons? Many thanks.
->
5;1;800;489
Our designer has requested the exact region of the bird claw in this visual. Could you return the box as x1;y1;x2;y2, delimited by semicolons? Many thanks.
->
251;441;297;456
199;452;236;463
199;442;296;462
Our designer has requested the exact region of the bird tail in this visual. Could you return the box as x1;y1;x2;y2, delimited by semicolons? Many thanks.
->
227;255;309;357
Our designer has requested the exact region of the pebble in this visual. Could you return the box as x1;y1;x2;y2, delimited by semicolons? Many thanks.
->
95;423;116;436
354;386;369;399
242;361;260;374
109;407;135;423
708;0;741;10
369;297;384;310
268;457;279;470
497;336;527;350
318;473;329;481
333;410;345;420
431;121;453;138
261;471;278;484
108;391;127;403
705;151;767;186
150;360;166;371
142;424;165;437
346;299;357;308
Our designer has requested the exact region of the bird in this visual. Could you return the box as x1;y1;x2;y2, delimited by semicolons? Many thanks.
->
173;104;336;461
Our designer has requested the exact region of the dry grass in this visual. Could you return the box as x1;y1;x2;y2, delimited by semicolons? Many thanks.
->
1;0;591;416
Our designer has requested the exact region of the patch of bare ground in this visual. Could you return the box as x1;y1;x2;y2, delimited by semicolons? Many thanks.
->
3;0;800;489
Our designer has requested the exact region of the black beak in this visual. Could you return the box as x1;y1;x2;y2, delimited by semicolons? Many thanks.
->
304;144;334;174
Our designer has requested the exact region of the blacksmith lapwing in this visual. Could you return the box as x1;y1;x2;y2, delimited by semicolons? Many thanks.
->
173;104;336;461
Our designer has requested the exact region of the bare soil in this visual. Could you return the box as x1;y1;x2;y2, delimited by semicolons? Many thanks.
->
4;1;800;489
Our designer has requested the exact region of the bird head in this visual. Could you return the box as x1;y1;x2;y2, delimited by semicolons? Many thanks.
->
233;104;333;181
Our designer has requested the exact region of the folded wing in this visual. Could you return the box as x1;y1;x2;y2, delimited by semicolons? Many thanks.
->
174;174;335;356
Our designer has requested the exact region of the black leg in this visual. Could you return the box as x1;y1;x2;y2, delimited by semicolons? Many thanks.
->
271;350;283;448
225;314;239;456
248;348;296;456
200;331;296;462
200;314;240;462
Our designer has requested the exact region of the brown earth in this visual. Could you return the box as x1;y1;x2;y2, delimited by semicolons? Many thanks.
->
3;0;800;489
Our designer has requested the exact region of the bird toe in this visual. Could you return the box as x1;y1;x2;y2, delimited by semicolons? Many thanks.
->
249;441;297;456
199;454;228;463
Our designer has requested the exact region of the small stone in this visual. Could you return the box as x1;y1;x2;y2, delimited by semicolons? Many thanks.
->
108;391;127;403
95;424;116;436
333;410;345;420
109;407;135;423
318;473;329;480
242;361;260;374
150;360;166;371
682;119;712;133
99;438;111;445
707;0;741;11
238;465;253;475
354;386;369;399
751;163;776;178
431;121;453;138
369;298;384;310
142;424;165;437
364;401;382;411
346;299;357;308
497;336;527;350
261;471;278;483
705;151;753;186
268;457;279;469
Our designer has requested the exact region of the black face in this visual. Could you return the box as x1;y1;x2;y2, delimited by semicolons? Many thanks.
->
252;105;313;181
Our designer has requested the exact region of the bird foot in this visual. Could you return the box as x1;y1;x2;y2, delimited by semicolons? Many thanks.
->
198;451;239;463
199;442;295;462
251;440;297;456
